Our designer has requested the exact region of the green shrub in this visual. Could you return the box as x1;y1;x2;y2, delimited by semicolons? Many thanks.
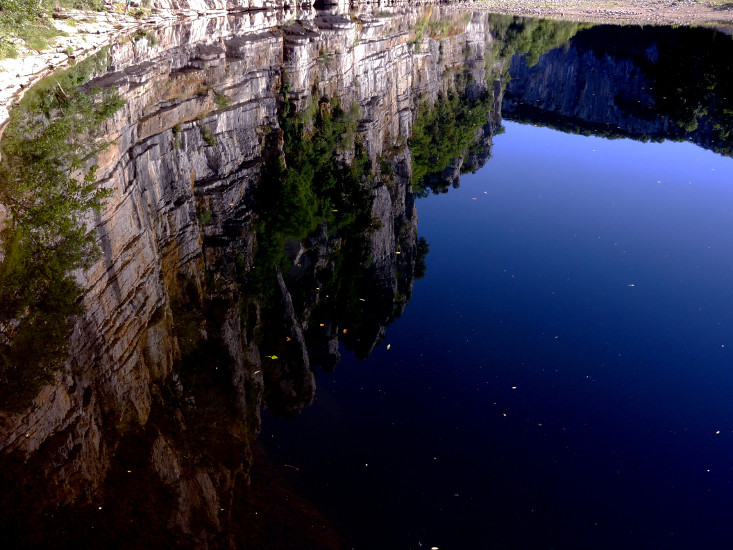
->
200;124;217;146
410;89;492;194
197;208;213;226
0;37;18;59
214;91;229;109
0;0;68;54
0;48;124;411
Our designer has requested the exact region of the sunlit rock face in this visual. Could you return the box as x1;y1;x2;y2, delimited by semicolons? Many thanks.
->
0;7;501;547
148;0;476;16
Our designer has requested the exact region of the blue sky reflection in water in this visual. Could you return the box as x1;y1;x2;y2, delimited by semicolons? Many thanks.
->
264;122;733;549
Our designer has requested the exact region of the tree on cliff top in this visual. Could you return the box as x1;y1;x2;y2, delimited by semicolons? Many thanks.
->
0;49;123;411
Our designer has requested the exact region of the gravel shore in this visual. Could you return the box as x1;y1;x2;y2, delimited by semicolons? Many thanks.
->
470;0;733;28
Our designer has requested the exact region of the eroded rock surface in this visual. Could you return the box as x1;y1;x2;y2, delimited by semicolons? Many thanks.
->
0;7;503;547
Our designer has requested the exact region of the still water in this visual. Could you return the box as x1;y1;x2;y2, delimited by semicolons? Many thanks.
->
266;122;733;549
1;6;733;550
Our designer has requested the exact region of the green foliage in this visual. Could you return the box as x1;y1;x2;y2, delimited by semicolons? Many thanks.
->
200;124;217;146
409;10;472;48
18;45;113;112
408;16;581;196
414;236;429;280
263;97;369;235
15;22;64;50
489;15;586;67
57;0;106;10
131;28;157;48
0;37;17;58
641;27;733;156
245;97;372;297
0;0;50;25
197;208;213;226
0;0;68;56
409;89;492;195
0;49;124;410
214;91;229;110
128;8;148;19
566;25;733;157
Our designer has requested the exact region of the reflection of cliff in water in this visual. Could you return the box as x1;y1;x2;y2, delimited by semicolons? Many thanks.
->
504;24;733;156
7;9;729;547
0;7;512;548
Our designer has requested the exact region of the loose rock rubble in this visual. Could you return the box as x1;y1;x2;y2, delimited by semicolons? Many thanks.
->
466;0;733;28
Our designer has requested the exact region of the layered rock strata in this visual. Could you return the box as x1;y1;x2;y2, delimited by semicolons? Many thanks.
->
0;7;502;547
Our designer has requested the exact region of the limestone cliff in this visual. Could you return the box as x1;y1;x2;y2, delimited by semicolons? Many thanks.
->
0;6;503;548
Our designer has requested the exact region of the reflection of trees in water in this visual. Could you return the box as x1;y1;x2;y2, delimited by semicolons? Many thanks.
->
247;96;372;294
246;93;415;414
489;14;588;67
410;16;585;197
411;88;494;195
0;10;593;545
0;48;123;410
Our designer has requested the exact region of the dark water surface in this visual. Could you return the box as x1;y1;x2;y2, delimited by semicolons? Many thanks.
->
265;122;733;549
2;6;733;550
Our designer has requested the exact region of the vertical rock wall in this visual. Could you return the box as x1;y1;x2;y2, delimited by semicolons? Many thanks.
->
0;7;503;547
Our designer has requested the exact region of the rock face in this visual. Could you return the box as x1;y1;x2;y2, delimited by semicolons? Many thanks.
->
7;10;730;548
0;7;503;548
148;0;477;16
